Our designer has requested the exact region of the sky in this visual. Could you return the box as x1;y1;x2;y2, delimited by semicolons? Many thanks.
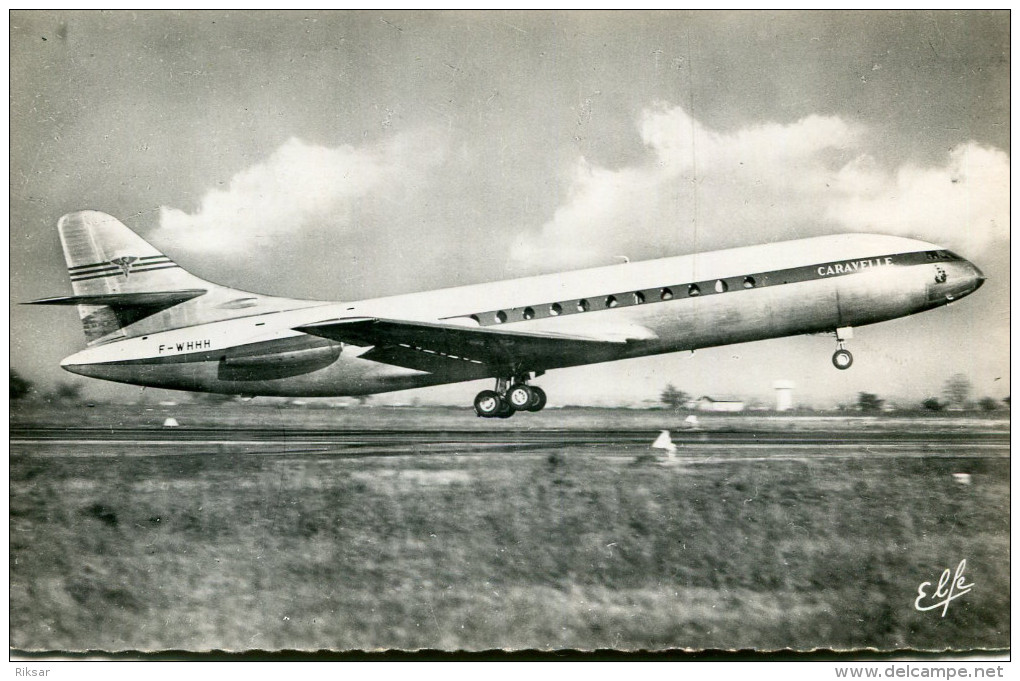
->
9;10;1011;408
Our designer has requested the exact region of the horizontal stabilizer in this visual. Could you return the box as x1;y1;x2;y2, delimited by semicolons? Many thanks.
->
28;289;208;339
295;317;633;373
26;289;207;307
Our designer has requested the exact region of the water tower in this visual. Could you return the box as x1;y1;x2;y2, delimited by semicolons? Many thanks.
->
773;380;795;412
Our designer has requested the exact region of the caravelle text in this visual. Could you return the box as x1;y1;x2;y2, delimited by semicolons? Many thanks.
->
817;257;894;277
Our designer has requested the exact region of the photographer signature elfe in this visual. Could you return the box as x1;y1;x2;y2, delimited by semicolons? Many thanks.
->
914;559;974;617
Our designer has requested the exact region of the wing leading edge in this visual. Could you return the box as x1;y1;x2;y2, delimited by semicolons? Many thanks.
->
294;317;642;374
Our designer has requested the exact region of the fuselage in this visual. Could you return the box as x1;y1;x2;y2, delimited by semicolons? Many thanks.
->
61;233;984;396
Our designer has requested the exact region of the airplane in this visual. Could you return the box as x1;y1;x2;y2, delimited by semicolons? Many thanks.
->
30;210;985;418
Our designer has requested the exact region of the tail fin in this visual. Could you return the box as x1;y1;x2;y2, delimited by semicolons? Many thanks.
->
59;210;210;296
33;210;322;346
52;211;215;344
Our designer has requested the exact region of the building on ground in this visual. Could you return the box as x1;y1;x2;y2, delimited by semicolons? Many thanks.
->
692;396;746;413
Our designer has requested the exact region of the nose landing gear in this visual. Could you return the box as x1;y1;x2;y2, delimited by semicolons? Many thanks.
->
831;326;854;370
474;376;547;418
832;347;853;370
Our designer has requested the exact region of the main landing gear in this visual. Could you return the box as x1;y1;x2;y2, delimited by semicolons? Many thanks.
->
474;377;547;418
831;326;854;370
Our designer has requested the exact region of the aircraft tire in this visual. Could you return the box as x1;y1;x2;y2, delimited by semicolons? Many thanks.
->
507;385;534;410
474;390;503;417
495;397;516;418
527;386;547;412
832;349;853;370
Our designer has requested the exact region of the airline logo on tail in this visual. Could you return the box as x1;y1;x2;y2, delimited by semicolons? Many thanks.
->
109;256;138;278
68;255;179;282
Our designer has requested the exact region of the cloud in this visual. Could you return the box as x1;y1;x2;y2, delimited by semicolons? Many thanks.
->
826;143;1010;252
154;105;1008;284
511;104;1008;271
155;132;447;254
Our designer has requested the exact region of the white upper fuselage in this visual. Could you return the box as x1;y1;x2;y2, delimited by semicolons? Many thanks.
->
61;232;984;397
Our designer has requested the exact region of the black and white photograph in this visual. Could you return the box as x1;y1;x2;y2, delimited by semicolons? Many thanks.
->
9;10;1010;664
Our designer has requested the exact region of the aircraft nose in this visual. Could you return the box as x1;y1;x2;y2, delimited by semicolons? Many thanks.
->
951;259;986;300
931;258;986;304
969;261;986;290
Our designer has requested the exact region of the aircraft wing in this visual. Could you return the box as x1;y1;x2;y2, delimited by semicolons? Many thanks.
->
294;317;640;374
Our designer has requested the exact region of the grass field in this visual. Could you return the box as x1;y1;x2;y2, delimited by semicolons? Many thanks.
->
9;405;1010;653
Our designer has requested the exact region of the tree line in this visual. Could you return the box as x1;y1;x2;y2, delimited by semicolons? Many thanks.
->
660;373;1008;413
10;369;82;403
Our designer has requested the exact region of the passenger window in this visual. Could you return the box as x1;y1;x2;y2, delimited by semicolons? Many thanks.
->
606;295;618;308
523;307;535;320
715;279;728;293
688;284;700;297
549;303;562;316
743;277;755;289
495;311;507;324
577;299;590;312
660;288;673;301
633;291;645;304
470;314;480;324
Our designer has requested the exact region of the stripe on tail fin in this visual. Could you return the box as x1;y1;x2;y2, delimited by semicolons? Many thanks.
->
68;254;177;282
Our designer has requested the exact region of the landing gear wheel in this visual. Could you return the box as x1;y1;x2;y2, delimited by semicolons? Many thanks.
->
507;385;534;410
474;390;503;417
495;399;516;419
527;386;547;412
832;348;853;370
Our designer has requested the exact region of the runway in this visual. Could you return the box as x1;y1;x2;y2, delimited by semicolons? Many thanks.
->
10;425;1010;460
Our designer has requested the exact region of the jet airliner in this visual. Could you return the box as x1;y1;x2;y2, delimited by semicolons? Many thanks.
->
32;211;985;417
